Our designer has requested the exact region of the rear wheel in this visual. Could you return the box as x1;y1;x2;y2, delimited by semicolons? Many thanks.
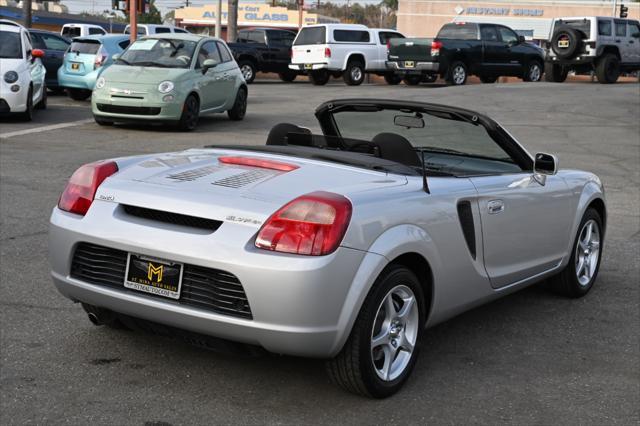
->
238;60;257;84
278;71;297;82
227;86;247;121
544;62;569;82
384;73;402;85
446;61;467;85
523;61;543;82
480;75;498;83
343;60;365;86
67;88;91;101
309;69;330;86
326;265;424;398
548;208;603;298
403;75;422;86
177;94;199;131
595;54;620;84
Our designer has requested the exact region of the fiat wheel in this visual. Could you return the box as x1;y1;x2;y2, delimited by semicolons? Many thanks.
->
19;86;34;121
326;265;424;398
178;94;200;131
227;87;247;121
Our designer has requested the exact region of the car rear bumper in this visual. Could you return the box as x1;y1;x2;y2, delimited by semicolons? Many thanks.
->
49;203;372;358
289;63;329;71
57;68;99;90
386;61;439;73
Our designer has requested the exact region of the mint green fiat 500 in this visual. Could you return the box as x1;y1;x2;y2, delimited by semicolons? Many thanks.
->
91;34;247;131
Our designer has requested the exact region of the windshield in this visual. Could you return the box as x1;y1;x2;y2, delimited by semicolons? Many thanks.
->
62;27;81;37
69;40;101;55
331;107;522;175
0;31;22;59
294;27;326;45
437;23;478;40
118;38;197;68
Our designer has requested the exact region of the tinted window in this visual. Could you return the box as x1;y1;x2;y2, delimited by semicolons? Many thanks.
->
378;31;403;44
437;23;478;40
118;40;130;50
554;19;591;38
69;40;101;54
89;27;105;35
175;28;188;33
30;33;46;49
42;33;70;51
615;21;627;37
267;30;295;46
196;41;222;68
480;26;499;42
498;26;518;43
217;41;232;62
62;27;81;37
0;31;22;59
248;31;265;44
334;30;370;43
631;22;640;37
598;19;612;36
155;27;171;34
294;26;326;45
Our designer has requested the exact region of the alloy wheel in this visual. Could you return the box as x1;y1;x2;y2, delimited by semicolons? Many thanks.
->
575;219;600;286
529;64;542;81
351;66;363;82
370;285;419;382
241;65;254;82
453;66;466;85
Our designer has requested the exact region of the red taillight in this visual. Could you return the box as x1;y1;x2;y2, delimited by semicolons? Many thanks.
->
386;40;391;50
324;47;331;58
94;45;107;69
218;156;299;172
431;41;442;56
255;191;352;256
58;161;118;216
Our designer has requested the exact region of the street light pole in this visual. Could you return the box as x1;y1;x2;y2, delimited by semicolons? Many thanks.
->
130;0;138;42
22;0;32;28
215;0;222;38
612;0;617;17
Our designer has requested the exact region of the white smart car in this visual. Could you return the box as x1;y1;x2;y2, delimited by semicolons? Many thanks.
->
0;20;47;120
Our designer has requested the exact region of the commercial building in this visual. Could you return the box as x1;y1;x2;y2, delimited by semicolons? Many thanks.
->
174;3;339;36
397;0;640;40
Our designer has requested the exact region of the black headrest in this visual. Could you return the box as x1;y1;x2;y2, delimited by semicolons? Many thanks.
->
266;123;311;146
371;132;421;167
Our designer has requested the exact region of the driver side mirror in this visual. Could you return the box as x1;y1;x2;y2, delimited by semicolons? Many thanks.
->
534;152;558;175
202;58;218;73
30;49;44;62
518;35;526;44
112;53;120;61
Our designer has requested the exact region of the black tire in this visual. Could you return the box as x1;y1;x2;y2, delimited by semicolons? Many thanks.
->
35;84;47;110
422;74;438;83
548;208;603;298
326;265;425;398
67;88;91;101
343;60;365;86
278;71;297;82
551;26;583;60
177;94;200;131
94;116;114;126
523;60;543;82
595;53;620;84
309;69;330;86
384;73;402;85
445;61;467;85
238;60;257;84
18;86;34;121
403;75;422;86
480;75;498;83
544;62;569;83
227;86;247;121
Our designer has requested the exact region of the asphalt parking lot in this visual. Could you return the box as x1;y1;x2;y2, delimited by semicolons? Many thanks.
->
1;80;639;425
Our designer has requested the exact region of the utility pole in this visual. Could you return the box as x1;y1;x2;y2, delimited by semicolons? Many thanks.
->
22;0;32;28
298;0;303;29
612;0;617;17
227;0;238;42
215;0;222;38
130;0;138;42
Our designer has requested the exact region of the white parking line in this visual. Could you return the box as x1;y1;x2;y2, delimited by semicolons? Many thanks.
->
0;118;94;139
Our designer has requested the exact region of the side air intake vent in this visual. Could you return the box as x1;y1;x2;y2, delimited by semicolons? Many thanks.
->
457;201;476;260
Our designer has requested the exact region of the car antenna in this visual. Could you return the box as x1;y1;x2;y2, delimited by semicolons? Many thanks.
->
421;150;430;194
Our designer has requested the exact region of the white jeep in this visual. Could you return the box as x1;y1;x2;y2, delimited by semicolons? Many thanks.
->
289;24;404;86
544;16;640;84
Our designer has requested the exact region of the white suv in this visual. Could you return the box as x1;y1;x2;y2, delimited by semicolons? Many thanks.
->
544;16;640;84
0;20;47;121
289;24;404;86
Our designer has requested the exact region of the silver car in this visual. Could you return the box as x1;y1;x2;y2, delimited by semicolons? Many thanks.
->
49;99;606;398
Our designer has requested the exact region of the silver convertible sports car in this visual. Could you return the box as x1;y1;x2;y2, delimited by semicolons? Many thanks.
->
49;99;606;398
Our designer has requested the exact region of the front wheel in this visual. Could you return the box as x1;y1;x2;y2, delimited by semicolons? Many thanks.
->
308;69;330;86
18;86;34;121
177;94;200;131
227;87;247;121
445;61;467;85
326;265;424;398
523;61;543;82
94;116;114;126
35;84;47;110
548;208;603;298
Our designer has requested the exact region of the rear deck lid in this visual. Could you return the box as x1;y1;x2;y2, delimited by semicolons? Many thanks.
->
292;26;327;64
65;39;101;75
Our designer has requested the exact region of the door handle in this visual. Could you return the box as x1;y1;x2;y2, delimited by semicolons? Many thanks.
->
487;199;505;214
615;39;621;43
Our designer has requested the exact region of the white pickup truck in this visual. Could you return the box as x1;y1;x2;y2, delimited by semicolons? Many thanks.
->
289;24;405;86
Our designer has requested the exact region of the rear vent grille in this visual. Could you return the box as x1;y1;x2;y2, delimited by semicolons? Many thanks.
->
212;170;272;188
122;205;222;232
457;201;476;260
167;166;221;182
70;242;252;319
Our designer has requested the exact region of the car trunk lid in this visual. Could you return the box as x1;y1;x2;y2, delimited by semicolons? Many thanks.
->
65;39;101;75
388;38;435;62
